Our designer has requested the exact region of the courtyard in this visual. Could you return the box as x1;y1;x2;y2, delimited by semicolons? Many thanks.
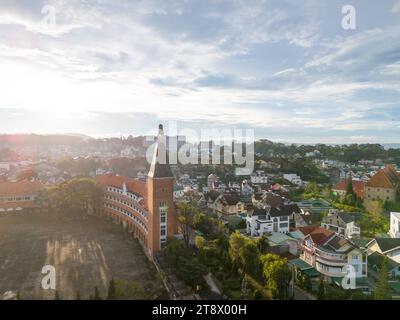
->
0;214;165;300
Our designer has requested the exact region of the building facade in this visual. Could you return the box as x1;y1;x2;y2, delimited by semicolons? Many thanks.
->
0;180;44;214
364;165;400;202
246;204;298;236
321;211;360;239
97;125;179;258
299;226;368;280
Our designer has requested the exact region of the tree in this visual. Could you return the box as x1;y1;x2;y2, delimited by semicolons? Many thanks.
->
304;182;319;198
374;257;391;300
177;203;199;246
317;277;326;300
165;237;190;268
54;291;61;300
239;240;260;276
195;235;206;249
261;254;291;299
107;278;117;300
228;231;247;272
93;286;102;300
257;235;269;254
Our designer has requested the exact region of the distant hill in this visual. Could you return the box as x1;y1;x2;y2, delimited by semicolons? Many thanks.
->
0;134;89;147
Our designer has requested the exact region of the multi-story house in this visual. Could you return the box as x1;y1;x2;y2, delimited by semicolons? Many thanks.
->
299;226;368;280
283;173;303;186
250;170;269;184
0;180;44;214
321;211;360;239
215;192;244;216
390;212;400;238
96;124;179;258
366;238;400;264
246;204;298;236
364;165;400;202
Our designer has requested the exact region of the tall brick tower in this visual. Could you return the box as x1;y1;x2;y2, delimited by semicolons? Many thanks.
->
146;124;178;254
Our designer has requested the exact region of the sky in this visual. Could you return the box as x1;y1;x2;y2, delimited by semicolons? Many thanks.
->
0;0;400;143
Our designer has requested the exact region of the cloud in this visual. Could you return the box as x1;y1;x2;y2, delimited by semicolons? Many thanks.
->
392;0;400;13
0;0;399;143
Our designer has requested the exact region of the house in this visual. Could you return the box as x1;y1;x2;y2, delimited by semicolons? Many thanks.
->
390;212;400;238
299;226;368;281
207;173;219;190
321;211;360;239
246;204;299;236
250;170;269;184
173;185;185;200
200;190;221;211
296;199;335;216
241;180;253;196
283;173;303;186
0;180;44;214
332;179;365;199
215;192;244;216
364;165;400;202
368;252;400;280
267;232;302;256
366;238;400;263
253;191;285;209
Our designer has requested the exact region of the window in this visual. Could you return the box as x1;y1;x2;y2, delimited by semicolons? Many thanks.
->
352;254;358;260
161;216;166;223
160;229;166;236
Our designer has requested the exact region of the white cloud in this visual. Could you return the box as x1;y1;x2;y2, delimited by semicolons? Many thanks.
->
392;0;400;13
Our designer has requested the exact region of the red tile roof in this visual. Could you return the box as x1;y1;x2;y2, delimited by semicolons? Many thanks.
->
366;165;400;189
297;225;335;246
0;181;44;197
333;179;365;199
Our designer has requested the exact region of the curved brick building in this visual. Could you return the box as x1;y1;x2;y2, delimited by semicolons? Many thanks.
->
96;124;178;257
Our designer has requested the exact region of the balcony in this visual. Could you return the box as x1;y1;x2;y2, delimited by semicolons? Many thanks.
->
315;248;345;261
316;255;347;267
316;262;346;277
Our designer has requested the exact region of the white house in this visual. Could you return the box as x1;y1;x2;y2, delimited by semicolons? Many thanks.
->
246;204;297;236
250;170;269;184
173;185;185;200
366;238;400;264
283;173;303;186
390;212;400;238
299;226;368;280
321;212;360;239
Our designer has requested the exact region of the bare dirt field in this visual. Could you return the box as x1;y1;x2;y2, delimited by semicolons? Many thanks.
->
0;214;163;300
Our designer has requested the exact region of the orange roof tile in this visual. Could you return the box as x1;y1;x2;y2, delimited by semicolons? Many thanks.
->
333;179;365;199
0;181;44;197
366;165;400;189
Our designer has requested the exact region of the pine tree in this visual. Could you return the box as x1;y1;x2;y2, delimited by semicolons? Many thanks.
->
317;277;325;300
107;278;117;300
374;257;391;300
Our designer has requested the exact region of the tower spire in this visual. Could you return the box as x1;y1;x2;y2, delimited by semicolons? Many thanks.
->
147;124;173;178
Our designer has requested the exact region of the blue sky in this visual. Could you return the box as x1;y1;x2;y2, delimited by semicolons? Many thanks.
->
0;0;400;143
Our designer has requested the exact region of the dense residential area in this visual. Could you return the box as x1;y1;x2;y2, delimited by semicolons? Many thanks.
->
1;134;400;300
